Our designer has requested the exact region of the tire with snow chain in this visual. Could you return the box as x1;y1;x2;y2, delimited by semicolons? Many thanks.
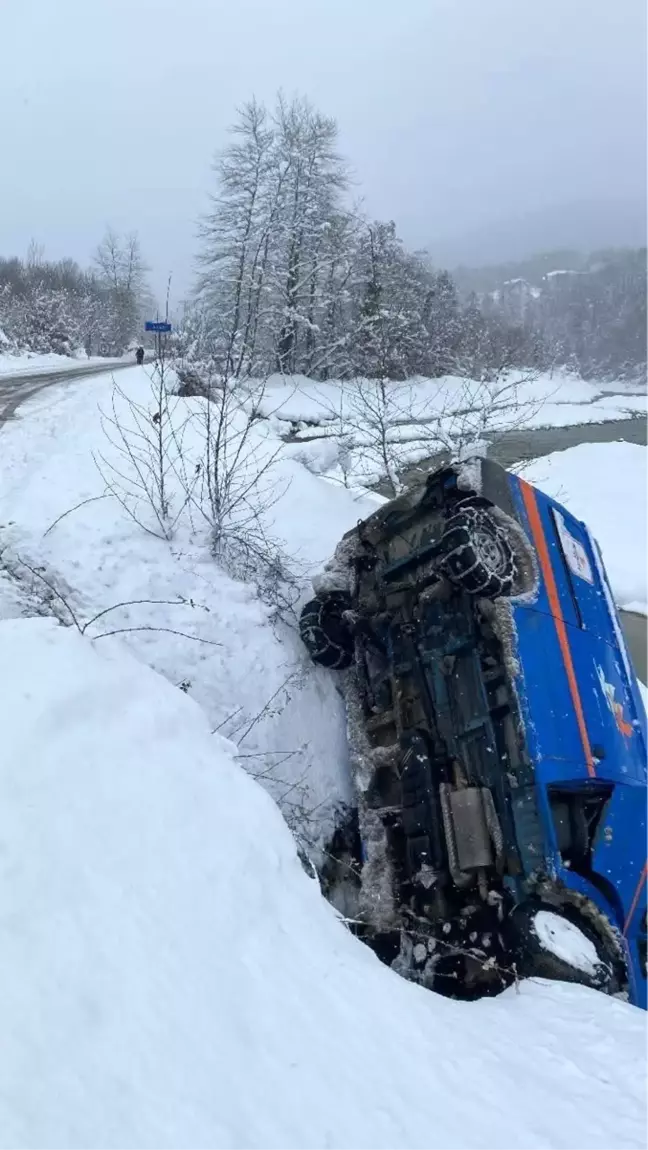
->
299;592;354;670
439;505;515;598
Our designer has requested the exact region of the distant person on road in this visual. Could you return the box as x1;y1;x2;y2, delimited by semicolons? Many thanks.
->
135;346;144;366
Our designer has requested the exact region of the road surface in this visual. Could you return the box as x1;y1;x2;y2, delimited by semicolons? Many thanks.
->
0;358;136;427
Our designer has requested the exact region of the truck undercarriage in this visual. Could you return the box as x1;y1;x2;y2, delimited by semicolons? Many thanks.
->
302;461;634;1002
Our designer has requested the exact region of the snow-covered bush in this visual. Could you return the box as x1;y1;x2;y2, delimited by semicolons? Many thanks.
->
0;234;150;358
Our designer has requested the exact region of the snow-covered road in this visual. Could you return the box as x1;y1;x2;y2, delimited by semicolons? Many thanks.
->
0;357;135;425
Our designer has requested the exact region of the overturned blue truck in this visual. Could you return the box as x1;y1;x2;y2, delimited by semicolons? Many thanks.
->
300;457;647;1008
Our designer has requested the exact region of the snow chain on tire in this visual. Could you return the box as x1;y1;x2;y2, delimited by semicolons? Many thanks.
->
439;505;516;598
299;593;354;669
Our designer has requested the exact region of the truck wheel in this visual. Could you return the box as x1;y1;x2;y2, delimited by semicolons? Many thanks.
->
299;592;354;669
439;506;515;598
510;903;622;994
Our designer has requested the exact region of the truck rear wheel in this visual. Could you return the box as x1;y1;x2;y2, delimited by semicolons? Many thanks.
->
510;903;622;994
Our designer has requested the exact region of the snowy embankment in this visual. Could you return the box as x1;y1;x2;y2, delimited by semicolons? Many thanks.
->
0;367;645;847
258;369;647;488
0;615;644;1150
0;368;383;847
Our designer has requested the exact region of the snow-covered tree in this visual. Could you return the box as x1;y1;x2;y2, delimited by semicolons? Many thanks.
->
347;221;435;379
94;228;151;353
424;270;463;375
190;94;646;386
197;93;351;379
0;235;152;360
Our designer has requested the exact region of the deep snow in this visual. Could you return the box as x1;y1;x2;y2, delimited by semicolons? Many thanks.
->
0;616;644;1150
0;367;383;847
0;366;646;1148
0;367;645;851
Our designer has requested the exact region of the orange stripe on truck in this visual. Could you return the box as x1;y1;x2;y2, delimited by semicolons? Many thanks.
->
623;862;647;935
519;480;596;778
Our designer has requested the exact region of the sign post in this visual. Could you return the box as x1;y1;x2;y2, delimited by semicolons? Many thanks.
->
145;320;172;361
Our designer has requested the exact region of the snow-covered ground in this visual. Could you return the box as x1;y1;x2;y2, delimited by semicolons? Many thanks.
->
0;365;646;1147
0;615;644;1150
0;367;645;846
258;370;647;488
0;368;383;847
261;369;647;426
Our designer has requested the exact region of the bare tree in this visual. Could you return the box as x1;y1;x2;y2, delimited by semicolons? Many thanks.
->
94;356;196;541
94;227;122;289
339;380;408;496
424;367;548;460
184;368;300;611
311;363;548;496
94;227;150;352
94;343;300;613
26;238;46;269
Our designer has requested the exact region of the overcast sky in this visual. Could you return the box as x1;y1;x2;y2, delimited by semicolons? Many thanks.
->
1;0;645;301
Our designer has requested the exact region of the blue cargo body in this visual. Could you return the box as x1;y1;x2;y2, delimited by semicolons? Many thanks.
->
508;474;647;1008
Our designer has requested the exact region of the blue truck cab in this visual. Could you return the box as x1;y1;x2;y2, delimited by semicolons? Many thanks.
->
300;456;647;1006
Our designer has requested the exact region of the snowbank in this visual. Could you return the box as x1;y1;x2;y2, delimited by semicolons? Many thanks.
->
0;617;644;1150
0;568;30;619
522;441;647;609
0;368;382;845
256;371;646;487
259;369;611;427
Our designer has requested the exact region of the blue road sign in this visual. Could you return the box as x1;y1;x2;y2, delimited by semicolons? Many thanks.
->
145;321;172;333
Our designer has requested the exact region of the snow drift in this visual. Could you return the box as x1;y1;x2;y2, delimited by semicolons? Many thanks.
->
0;367;384;848
0;617;644;1150
522;441;648;610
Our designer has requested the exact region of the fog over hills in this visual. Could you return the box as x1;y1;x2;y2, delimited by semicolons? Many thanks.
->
428;199;647;271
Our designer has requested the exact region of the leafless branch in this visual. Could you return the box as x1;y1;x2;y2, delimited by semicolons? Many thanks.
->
43;493;115;538
91;624;222;644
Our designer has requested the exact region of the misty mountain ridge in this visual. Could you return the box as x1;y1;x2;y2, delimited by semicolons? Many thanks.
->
428;199;647;277
448;244;647;297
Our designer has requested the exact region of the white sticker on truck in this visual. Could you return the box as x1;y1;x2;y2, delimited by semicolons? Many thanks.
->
553;510;594;584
